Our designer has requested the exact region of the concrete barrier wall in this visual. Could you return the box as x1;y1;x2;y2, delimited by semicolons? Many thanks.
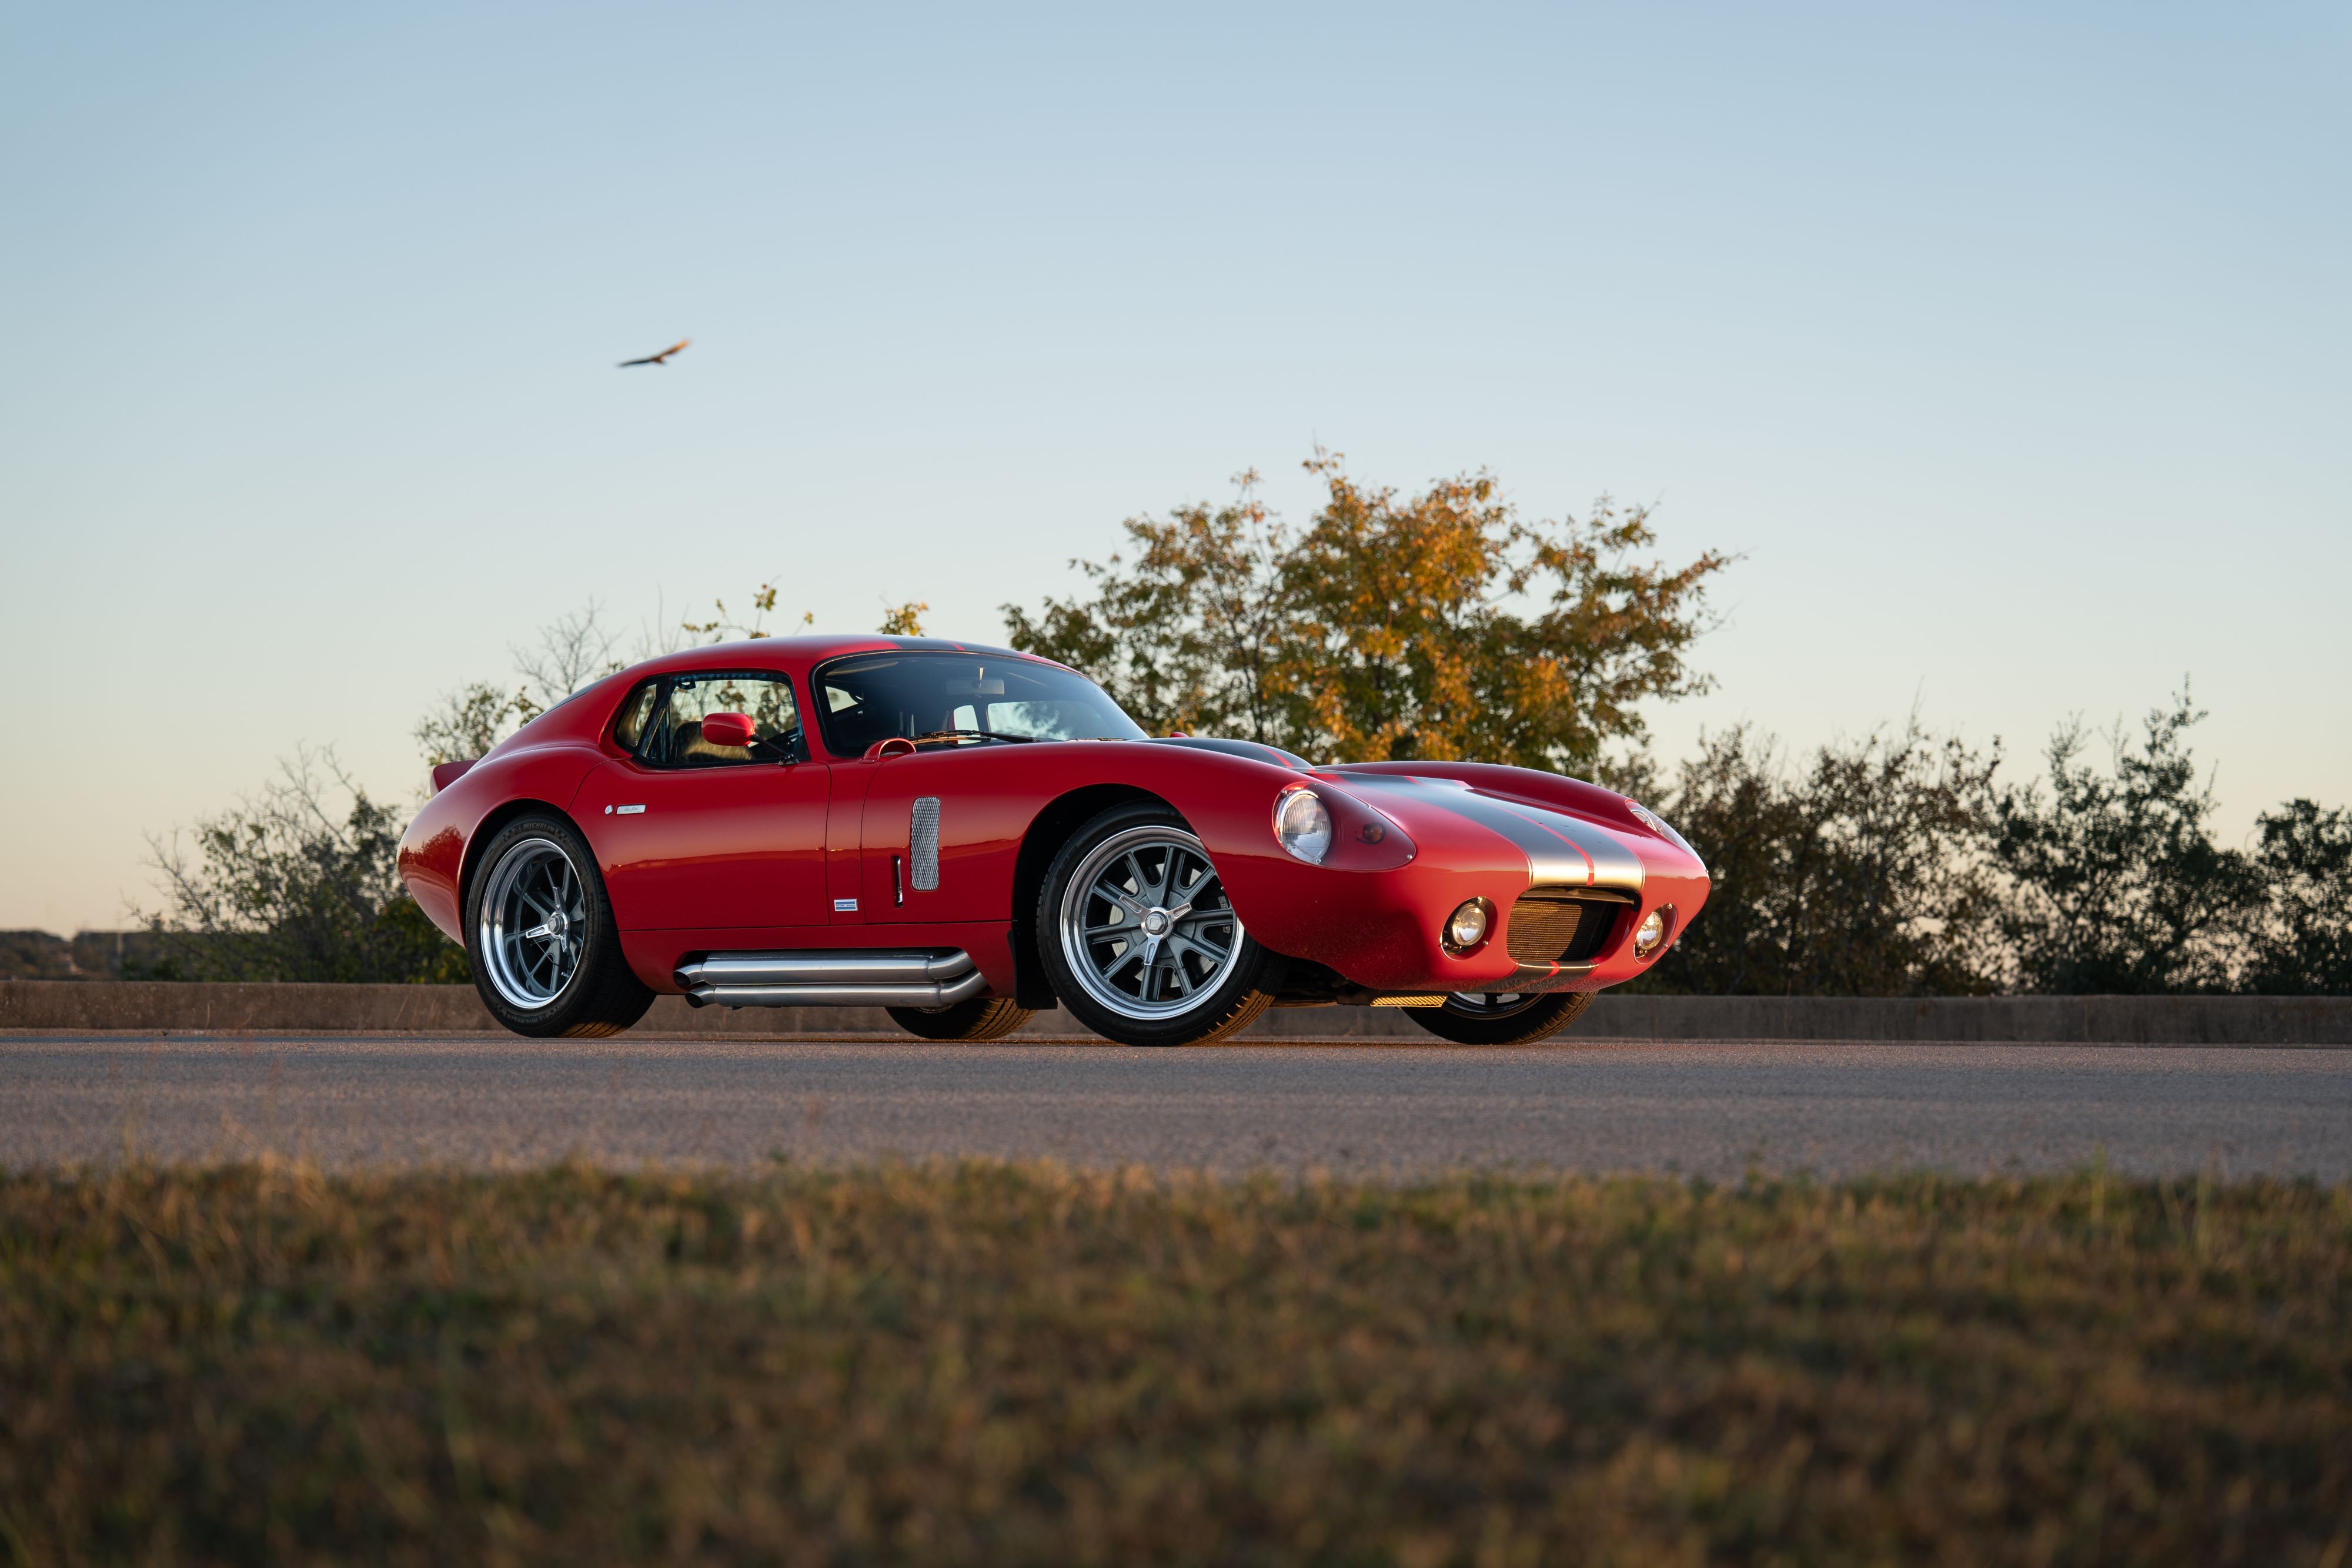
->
4;981;2347;1045
1575;993;2352;1045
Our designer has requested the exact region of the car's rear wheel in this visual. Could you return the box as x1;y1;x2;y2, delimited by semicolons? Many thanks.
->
1038;803;1280;1047
1405;989;1593;1046
465;813;654;1038
886;997;1035;1042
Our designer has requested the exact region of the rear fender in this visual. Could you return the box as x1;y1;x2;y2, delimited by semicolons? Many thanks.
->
396;744;604;942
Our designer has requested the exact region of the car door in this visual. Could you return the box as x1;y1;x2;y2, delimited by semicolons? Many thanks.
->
577;670;833;931
856;747;1032;924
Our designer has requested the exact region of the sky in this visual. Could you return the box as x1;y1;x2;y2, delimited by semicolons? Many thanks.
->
2;2;2346;933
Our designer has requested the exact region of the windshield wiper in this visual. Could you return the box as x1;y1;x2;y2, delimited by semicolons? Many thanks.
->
910;728;1042;747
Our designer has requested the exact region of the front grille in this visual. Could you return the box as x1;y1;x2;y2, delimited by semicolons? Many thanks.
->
1505;894;1622;965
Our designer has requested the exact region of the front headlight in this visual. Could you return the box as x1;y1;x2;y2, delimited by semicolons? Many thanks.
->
1625;800;1699;861
1274;787;1334;865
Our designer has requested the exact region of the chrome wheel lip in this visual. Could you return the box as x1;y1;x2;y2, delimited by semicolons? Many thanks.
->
478;837;587;1012
1058;824;1244;1021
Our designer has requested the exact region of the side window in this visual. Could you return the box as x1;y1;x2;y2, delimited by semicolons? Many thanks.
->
637;674;803;768
611;681;660;753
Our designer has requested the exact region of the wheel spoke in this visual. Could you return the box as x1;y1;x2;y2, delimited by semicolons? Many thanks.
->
1165;932;1221;968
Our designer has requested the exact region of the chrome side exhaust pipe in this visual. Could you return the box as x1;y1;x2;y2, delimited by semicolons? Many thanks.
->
674;950;987;1009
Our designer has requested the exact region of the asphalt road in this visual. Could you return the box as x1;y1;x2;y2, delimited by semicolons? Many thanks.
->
4;1034;2347;1180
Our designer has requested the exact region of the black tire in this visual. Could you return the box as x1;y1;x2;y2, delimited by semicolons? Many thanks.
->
1406;989;1594;1046
1037;802;1281;1047
886;997;1036;1042
464;812;654;1039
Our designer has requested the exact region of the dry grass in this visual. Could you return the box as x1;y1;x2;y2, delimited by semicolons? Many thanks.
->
2;1161;2347;1566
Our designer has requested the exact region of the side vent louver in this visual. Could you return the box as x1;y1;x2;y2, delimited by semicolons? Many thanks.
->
910;797;941;891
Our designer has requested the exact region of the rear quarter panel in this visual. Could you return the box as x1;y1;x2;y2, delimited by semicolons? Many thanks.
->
396;744;607;942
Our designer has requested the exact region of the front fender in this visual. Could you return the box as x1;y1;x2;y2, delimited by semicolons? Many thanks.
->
1176;760;1712;994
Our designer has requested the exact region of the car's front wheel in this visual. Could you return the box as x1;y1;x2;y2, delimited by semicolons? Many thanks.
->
1038;803;1281;1047
1405;989;1593;1046
465;813;654;1038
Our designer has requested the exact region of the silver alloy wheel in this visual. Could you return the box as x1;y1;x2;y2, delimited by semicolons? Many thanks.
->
478;836;588;1010
1059;824;1245;1020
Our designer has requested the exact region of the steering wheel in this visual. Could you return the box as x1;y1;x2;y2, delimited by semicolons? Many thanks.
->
750;726;804;764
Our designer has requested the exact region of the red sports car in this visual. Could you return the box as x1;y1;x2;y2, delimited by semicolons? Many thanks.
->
399;636;1710;1047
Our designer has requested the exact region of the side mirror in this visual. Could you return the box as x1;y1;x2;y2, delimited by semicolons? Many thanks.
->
700;713;756;747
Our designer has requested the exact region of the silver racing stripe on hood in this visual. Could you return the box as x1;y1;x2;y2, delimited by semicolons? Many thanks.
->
1341;776;1646;891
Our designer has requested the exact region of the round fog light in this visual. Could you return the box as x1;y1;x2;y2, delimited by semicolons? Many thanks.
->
1443;898;1493;954
1633;906;1674;959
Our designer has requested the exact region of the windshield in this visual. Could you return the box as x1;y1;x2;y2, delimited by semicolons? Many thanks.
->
813;652;1147;755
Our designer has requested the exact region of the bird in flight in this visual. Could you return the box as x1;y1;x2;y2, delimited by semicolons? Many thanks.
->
618;338;690;368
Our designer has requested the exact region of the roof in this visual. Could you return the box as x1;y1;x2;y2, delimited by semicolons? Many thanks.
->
620;634;1046;681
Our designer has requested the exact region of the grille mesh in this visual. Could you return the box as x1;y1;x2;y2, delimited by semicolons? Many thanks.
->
910;797;941;891
1505;895;1620;965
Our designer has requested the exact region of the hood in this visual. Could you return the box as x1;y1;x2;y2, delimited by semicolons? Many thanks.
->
1329;771;1648;890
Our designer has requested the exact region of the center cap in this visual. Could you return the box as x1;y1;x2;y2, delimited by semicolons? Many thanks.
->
547;911;569;939
1141;908;1171;937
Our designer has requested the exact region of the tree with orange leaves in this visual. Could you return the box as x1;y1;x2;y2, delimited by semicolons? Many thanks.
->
1005;452;1731;774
